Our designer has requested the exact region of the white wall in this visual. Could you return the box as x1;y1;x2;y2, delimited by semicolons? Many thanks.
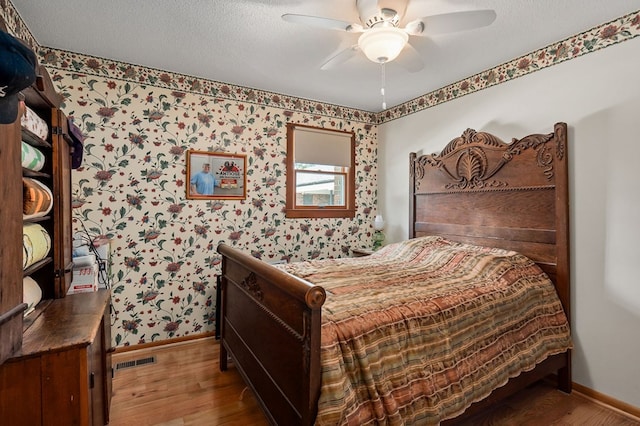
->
378;36;640;408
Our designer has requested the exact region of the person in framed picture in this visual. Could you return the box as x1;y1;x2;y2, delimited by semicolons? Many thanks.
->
190;163;217;195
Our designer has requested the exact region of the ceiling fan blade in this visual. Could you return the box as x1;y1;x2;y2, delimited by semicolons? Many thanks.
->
405;9;496;36
394;43;424;73
320;45;360;70
282;13;363;32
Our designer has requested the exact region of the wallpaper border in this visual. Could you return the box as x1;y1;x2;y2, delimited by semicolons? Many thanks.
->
38;47;378;125
376;10;640;124
3;2;639;125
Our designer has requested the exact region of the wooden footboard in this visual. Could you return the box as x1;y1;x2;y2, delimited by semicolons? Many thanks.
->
217;243;325;426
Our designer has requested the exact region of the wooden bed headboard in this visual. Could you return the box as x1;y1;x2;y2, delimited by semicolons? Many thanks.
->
409;122;570;319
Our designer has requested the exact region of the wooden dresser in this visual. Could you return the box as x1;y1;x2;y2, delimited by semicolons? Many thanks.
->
0;291;112;426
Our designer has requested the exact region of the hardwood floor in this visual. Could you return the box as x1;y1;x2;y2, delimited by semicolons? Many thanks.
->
109;337;268;426
109;337;640;425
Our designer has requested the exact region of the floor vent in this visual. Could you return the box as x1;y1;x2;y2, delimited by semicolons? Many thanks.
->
115;356;156;371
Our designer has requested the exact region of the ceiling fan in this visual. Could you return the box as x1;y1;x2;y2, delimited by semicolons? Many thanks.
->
282;0;497;73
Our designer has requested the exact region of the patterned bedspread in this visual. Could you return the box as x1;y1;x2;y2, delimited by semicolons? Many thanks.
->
280;236;572;425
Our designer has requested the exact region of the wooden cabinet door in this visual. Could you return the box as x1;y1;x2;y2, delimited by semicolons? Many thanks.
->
89;308;113;425
0;357;42;425
88;318;108;426
41;347;90;425
102;304;113;423
51;109;74;298
0;111;25;365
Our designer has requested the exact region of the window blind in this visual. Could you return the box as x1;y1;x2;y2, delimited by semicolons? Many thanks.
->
294;127;351;167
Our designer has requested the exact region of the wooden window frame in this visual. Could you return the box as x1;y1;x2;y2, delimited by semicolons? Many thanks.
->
285;123;356;219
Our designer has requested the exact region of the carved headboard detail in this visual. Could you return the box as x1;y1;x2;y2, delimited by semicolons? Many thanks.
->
413;126;566;193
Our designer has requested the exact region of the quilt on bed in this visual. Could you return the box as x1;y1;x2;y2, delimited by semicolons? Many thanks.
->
280;236;572;425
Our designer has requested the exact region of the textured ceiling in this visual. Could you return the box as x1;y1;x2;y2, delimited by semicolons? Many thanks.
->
10;0;640;112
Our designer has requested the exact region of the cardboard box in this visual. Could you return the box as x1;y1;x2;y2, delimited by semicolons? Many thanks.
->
68;263;98;295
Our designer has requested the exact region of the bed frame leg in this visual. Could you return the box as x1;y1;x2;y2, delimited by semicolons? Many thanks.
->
220;342;228;371
557;366;571;393
557;352;572;393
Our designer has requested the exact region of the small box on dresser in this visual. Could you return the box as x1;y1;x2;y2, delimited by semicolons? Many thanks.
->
69;264;99;294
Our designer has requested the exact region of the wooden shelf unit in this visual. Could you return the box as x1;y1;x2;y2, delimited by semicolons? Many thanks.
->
0;32;113;424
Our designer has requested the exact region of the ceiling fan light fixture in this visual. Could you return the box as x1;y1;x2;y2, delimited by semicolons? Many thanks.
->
358;26;408;63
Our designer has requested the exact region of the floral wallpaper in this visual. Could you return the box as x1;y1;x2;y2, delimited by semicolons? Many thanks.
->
2;0;639;348
40;65;378;347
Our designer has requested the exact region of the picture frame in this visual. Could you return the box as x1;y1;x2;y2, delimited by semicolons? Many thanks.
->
186;150;247;200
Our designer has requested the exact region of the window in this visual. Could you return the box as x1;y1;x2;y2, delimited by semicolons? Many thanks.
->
286;123;355;218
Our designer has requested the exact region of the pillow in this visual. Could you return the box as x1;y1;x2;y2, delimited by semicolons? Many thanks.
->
21;141;46;171
20;105;49;140
23;223;52;269
23;276;42;317
23;177;53;219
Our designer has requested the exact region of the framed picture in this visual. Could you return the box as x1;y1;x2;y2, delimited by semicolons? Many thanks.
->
186;150;247;200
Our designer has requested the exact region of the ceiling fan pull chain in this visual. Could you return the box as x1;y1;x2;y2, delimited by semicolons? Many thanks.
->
381;62;387;110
